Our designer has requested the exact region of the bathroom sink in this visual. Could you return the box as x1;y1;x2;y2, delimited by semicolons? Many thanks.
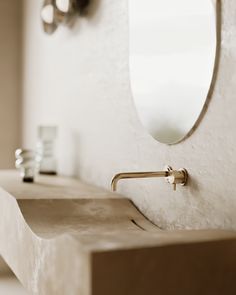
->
0;170;236;295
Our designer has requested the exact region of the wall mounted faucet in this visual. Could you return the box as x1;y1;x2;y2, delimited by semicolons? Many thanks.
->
111;166;188;192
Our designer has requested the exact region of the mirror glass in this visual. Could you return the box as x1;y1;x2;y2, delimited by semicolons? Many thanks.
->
129;0;217;144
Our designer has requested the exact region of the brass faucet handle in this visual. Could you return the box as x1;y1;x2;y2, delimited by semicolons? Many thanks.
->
165;166;188;191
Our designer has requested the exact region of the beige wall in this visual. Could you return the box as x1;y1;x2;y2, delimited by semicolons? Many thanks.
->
22;0;236;230
0;1;21;168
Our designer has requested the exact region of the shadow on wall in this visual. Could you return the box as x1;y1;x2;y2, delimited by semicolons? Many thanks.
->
72;0;102;31
85;0;101;20
0;256;13;277
0;1;21;169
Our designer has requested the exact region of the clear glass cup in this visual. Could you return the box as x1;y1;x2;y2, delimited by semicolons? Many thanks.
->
37;126;58;175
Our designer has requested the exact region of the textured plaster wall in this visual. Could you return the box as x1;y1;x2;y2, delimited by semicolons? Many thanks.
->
0;1;22;168
22;0;236;230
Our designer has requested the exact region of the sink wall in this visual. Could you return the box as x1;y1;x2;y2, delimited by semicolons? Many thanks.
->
20;0;236;230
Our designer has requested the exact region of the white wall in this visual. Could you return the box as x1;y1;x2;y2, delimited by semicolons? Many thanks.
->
0;0;22;168
22;0;236;230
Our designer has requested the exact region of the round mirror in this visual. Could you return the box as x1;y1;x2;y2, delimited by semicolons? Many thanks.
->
129;0;217;144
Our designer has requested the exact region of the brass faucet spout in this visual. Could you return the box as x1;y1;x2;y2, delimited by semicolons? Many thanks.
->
111;171;168;192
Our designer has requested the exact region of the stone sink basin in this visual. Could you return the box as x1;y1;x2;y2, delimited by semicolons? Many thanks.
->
0;170;236;295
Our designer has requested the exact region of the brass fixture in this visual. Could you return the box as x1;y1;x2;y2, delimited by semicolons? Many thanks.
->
41;0;90;35
111;166;188;192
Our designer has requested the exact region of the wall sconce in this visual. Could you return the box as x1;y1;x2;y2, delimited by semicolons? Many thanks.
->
41;0;90;34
